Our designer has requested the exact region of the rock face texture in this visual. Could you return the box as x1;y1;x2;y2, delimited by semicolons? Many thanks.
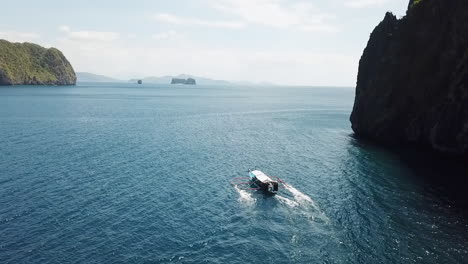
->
0;39;76;85
350;0;468;155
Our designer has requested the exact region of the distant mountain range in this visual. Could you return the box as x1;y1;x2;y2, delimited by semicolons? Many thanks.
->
77;72;274;86
76;72;123;83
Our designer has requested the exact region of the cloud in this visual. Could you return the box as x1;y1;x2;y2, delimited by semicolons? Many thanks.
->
344;0;391;8
153;1;338;32
55;26;125;72
58;25;71;32
210;0;338;32
58;25;120;42
153;13;245;29
152;30;177;40
0;31;40;43
59;39;357;86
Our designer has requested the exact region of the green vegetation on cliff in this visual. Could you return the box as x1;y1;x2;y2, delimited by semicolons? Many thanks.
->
410;0;424;7
0;39;76;85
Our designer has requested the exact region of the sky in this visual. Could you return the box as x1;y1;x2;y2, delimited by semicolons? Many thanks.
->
0;0;408;86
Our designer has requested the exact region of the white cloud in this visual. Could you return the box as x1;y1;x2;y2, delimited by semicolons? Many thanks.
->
50;2;354;86
153;1;337;33
58;25;120;42
210;0;338;32
0;31;40;43
59;38;357;86
152;30;177;41
153;13;245;29
52;24;355;85
55;26;125;75
58;25;71;32
344;0;391;8
68;31;119;42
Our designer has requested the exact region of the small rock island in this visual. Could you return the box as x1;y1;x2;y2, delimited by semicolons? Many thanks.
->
171;78;196;85
350;0;468;155
0;39;76;85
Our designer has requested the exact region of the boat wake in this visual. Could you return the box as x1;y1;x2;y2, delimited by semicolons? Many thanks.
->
234;185;255;205
276;195;299;207
277;182;329;223
283;183;320;210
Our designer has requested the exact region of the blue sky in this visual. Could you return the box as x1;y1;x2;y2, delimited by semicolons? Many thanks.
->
0;0;408;86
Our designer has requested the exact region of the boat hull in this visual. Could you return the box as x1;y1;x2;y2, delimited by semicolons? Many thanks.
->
249;171;279;195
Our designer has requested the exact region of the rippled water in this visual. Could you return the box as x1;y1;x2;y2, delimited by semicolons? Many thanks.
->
1;83;467;263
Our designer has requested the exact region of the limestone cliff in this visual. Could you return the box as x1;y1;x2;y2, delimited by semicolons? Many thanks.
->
350;0;468;155
0;39;76;85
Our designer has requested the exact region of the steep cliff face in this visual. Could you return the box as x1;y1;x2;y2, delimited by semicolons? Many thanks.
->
351;0;468;155
0;39;76;85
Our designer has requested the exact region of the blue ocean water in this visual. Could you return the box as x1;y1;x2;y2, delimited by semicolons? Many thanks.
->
0;83;467;263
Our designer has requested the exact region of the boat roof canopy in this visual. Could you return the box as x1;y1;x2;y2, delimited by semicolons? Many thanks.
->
251;170;273;182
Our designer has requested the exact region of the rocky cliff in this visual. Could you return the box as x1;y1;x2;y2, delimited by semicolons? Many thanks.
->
0;39;76;85
350;0;468;155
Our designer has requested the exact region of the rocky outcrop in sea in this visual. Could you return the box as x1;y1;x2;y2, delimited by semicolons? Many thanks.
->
171;78;196;85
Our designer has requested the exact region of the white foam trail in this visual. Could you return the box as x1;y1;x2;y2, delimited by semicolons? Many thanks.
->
276;182;330;223
234;185;255;205
276;195;299;208
284;184;319;210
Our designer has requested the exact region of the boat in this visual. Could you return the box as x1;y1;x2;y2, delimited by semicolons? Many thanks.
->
248;169;279;195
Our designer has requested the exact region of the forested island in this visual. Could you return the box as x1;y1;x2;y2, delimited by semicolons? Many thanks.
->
0;39;76;86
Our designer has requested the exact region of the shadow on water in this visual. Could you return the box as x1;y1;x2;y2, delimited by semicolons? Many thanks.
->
350;134;468;213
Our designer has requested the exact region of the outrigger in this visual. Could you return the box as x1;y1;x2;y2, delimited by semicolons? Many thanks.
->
231;169;283;195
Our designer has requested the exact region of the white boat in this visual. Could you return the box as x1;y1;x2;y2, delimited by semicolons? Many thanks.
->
248;169;279;195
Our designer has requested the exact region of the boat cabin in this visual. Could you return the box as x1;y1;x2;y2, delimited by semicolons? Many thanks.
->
249;170;279;194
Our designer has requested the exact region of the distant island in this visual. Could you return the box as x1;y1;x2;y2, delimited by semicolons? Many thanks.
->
77;73;274;86
130;74;228;86
171;77;196;85
129;74;274;86
0;39;76;85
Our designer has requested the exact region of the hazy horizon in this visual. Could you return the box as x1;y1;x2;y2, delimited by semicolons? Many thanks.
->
1;0;408;86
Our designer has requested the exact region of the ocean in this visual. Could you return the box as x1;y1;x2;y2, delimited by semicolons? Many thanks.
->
0;83;467;263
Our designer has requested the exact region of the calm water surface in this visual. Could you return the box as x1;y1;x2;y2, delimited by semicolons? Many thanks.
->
1;83;467;263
